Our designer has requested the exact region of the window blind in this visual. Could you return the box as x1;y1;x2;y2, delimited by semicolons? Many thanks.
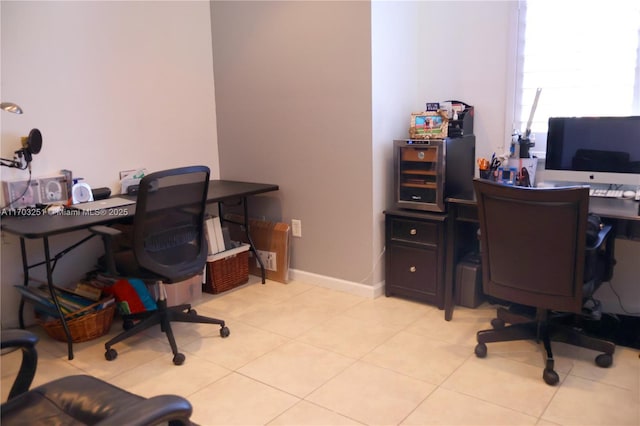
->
513;0;640;151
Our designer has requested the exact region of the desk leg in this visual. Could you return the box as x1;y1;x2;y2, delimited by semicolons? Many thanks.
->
444;207;456;321
218;198;267;284
42;237;74;360
18;238;29;329
16;233;100;360
242;197;266;284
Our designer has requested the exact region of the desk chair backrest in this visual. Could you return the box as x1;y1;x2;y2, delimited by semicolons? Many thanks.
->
473;179;590;313
133;166;210;283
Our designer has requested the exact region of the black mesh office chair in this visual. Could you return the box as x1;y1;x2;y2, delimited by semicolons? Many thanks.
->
91;166;229;365
472;179;616;385
1;329;194;425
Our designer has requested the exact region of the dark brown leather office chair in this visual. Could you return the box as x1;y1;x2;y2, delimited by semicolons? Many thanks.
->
91;166;229;365
472;179;616;385
1;329;194;425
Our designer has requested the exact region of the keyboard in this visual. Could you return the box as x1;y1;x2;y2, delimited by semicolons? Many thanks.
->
70;197;135;212
589;189;623;198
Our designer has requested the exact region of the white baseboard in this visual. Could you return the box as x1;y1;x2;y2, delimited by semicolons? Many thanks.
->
289;269;384;299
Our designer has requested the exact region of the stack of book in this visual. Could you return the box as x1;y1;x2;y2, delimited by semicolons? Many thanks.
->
205;216;231;255
15;282;111;318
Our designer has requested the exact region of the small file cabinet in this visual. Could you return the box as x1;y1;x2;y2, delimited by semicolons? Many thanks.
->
384;209;446;308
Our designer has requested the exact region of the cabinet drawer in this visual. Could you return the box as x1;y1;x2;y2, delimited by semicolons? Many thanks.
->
401;147;438;162
386;245;439;302
390;218;439;245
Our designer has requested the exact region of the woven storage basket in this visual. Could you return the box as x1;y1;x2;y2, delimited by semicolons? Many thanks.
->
204;245;249;294
37;298;116;343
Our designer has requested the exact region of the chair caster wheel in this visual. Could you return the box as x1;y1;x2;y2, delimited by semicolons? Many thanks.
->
543;368;559;386
220;326;230;338
491;318;505;329
474;343;487;358
173;353;185;365
105;348;118;361
188;309;197;316
123;319;135;331
595;353;612;368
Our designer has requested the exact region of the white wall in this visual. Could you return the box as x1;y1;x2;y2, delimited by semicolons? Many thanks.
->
416;0;514;159
371;1;424;286
0;1;219;327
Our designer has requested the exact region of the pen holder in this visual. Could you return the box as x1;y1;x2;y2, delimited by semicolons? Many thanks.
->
479;170;493;180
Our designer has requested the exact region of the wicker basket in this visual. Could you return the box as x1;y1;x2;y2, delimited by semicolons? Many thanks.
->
204;245;249;294
37;298;116;343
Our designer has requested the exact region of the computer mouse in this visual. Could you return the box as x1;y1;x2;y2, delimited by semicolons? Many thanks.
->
46;204;64;215
622;190;635;199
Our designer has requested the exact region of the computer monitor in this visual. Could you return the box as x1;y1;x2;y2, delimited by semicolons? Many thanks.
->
544;116;640;186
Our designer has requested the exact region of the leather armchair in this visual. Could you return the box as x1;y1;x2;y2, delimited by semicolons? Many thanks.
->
1;329;194;425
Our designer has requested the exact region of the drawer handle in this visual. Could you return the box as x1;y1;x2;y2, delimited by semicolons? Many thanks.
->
409;266;416;273
409;229;417;236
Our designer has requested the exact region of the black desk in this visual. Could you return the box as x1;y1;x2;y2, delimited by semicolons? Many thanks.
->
1;179;279;359
445;192;640;322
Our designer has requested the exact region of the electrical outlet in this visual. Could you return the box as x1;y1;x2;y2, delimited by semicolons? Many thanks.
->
255;250;277;271
291;219;302;237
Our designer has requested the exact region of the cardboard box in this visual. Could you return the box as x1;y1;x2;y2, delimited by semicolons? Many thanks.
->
226;214;291;283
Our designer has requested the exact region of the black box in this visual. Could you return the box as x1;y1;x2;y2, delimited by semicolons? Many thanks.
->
455;256;484;308
447;103;474;138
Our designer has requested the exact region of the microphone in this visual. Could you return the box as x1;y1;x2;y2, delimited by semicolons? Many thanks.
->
1;128;42;169
20;128;43;164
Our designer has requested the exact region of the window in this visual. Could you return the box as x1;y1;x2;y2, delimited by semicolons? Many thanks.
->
513;0;640;154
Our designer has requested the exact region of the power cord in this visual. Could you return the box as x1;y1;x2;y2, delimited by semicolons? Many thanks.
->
1;169;33;211
359;246;385;284
606;281;640;315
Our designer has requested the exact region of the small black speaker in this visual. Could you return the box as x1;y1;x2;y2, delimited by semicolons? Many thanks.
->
455;256;484;308
92;187;111;200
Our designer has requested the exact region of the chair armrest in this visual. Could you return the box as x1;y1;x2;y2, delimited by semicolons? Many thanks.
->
1;329;39;350
95;394;193;426
89;225;123;275
89;225;123;237
585;223;615;283
1;330;38;400
586;224;612;251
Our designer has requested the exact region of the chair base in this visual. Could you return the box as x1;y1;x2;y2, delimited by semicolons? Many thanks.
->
475;307;615;385
105;299;229;365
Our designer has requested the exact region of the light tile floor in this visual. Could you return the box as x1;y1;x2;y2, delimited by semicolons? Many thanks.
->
2;277;639;425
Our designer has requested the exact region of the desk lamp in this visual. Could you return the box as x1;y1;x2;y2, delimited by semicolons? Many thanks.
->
0;103;42;169
517;88;542;158
1;102;24;114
